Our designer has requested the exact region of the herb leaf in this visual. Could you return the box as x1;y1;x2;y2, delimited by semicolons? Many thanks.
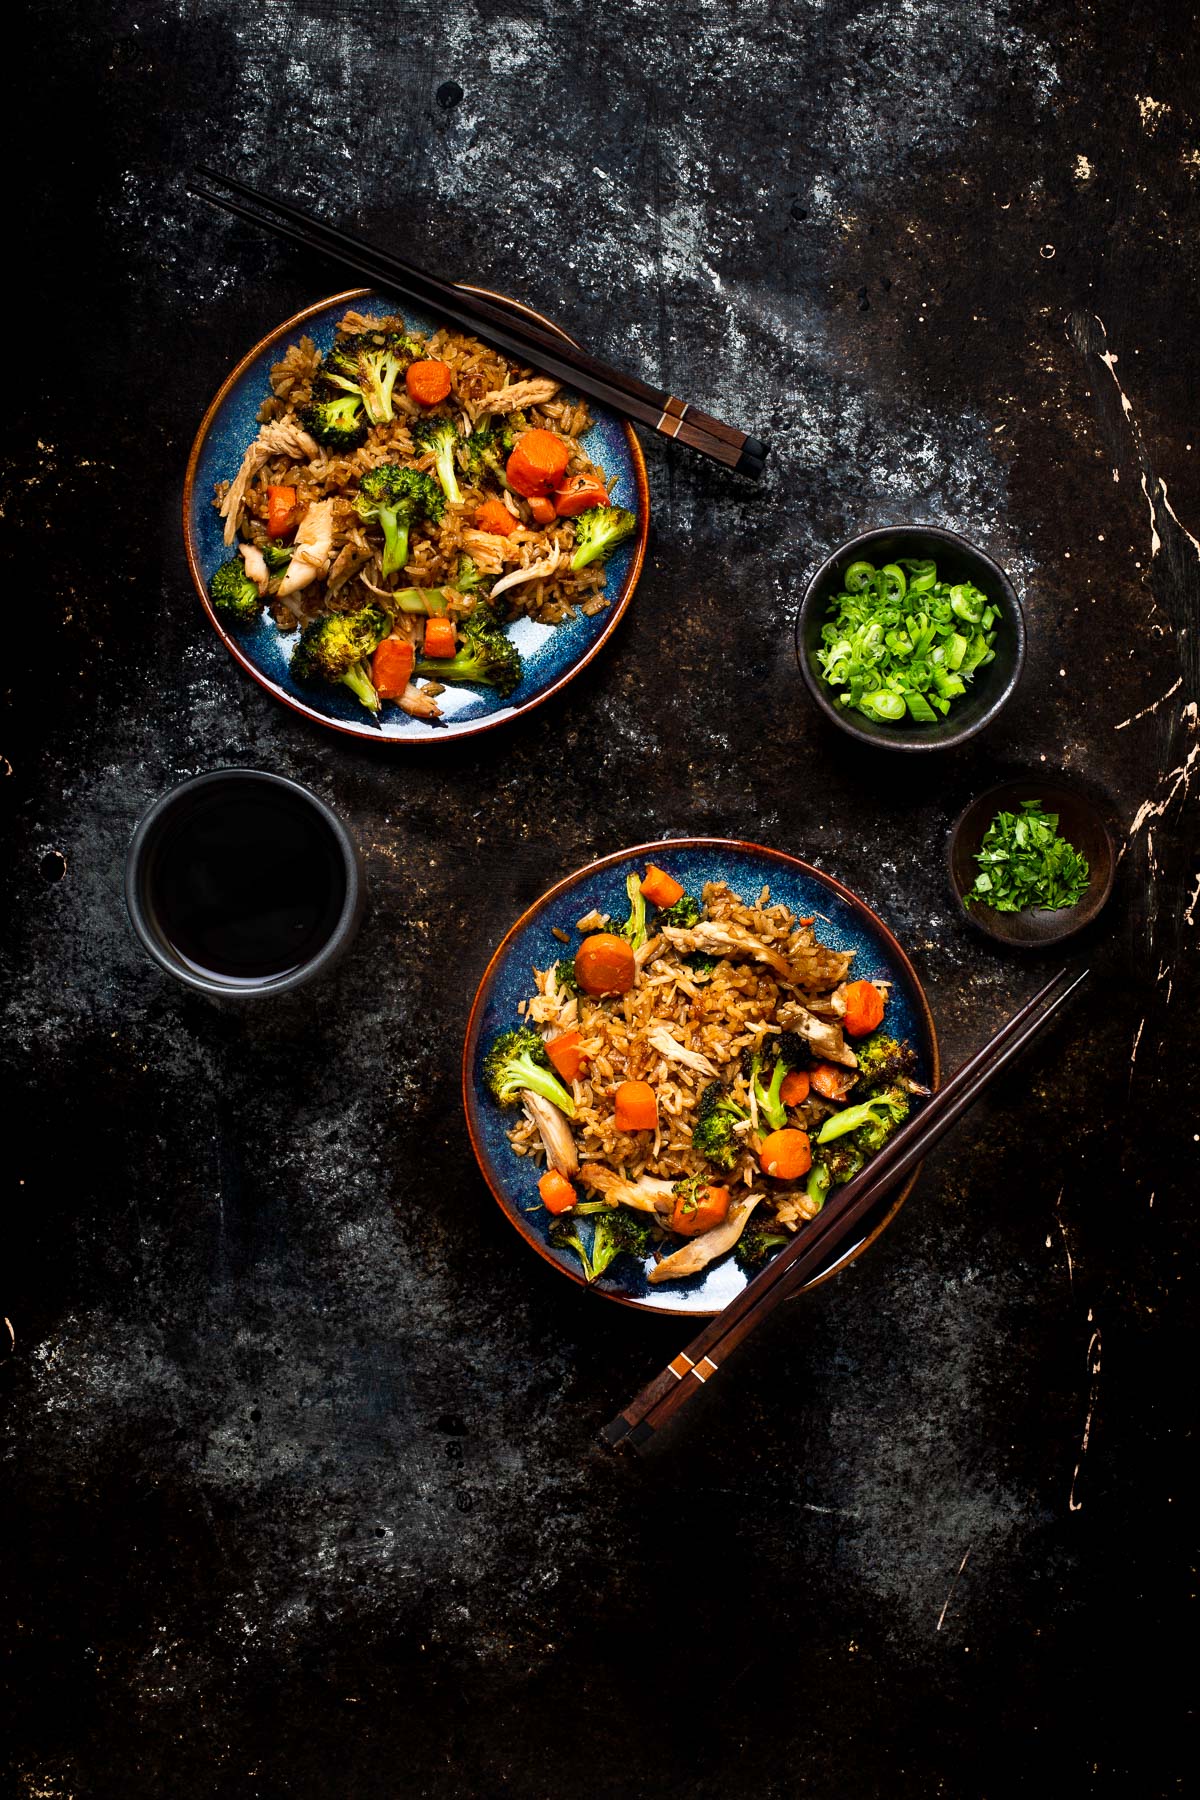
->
965;800;1090;912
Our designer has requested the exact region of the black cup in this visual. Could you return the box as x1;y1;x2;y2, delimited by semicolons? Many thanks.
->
125;769;364;997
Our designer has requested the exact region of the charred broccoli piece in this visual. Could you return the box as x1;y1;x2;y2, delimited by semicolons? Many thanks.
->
589;1208;654;1282
691;1081;748;1171
741;1031;812;1132
483;1025;575;1116
553;958;581;997
571;504;636;570
620;873;647;949
549;1215;593;1282
323;329;418;423
454;555;483;595
415;610;522;697
290;604;389;715
461;417;515;487
412;416;464;506
262;543;294;573
735;1222;790;1272
354;464;444;578
816;1087;909;1152
854;1032;921;1094
208;555;262;628
300;392;367;450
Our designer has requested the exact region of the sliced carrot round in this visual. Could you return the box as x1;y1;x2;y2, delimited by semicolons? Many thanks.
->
553;474;609;516
506;429;569;497
405;359;452;406
811;1063;856;1101
539;1169;577;1214
640;864;684;909
779;1069;811;1106
758;1128;812;1181
841;979;886;1038
476;497;518;537
574;933;636;996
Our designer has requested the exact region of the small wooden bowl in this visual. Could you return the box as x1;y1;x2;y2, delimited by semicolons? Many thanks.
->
949;779;1116;948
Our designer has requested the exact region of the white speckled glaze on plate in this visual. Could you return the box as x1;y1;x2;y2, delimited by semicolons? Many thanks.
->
463;839;939;1316
183;288;648;744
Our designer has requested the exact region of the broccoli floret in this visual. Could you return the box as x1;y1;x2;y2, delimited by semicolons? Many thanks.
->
300;392;367;450
813;1143;862;1189
571;505;636;571
806;1162;832;1210
590;1208;654;1282
461;417;515;487
354;464;444;578
549;1215;593;1281
684;952;719;979
324;330;418;423
413;416;464;507
290;604;389;714
657;892;702;930
454;555;483;595
816;1088;909;1152
854;1033;920;1094
482;1025;575;1116
620;873;647;948
691;1081;748;1171
208;555;263;628
415;610;522;697
735;1222;790;1272
262;543;294;573
741;1032;811;1132
553;958;581;996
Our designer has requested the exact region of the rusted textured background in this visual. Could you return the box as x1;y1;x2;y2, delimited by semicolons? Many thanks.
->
2;0;1196;1793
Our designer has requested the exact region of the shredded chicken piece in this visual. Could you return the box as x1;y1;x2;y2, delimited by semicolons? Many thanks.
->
238;541;269;596
278;500;336;599
522;1092;578;1177
396;682;442;721
645;1027;718;1078
489;544;562;602
475;377;562;415
776;999;858;1068
635;934;664;972
326;543;372;595
648;1196;761;1284
661;919;854;992
578;1164;674;1214
218;418;319;544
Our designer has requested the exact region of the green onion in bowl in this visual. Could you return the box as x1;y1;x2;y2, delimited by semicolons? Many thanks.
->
815;557;999;725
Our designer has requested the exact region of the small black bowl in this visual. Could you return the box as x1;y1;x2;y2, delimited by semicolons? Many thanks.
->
949;778;1115;948
795;524;1026;751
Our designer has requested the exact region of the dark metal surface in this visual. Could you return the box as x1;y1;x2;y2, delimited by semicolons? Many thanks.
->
3;0;1196;1793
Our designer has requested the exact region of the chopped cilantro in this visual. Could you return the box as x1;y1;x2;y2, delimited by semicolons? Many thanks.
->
965;800;1090;912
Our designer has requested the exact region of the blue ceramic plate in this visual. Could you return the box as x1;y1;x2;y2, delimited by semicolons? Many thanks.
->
183;287;649;744
463;839;939;1316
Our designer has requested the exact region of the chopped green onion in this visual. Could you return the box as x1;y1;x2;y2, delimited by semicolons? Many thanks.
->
815;557;1000;727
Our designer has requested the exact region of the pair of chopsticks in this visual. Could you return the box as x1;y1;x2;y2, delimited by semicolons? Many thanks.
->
188;168;769;480
603;965;1088;1451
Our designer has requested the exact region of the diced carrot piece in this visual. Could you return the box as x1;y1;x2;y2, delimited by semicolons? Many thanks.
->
539;1170;577;1214
405;359;452;406
841;980;887;1038
372;637;415;700
574;934;636;996
758;1129;812;1180
422;617;457;659
266;485;298;538
640;864;684;909
811;1063;856;1101
779;1070;811;1106
475;497;518;537
669;1183;732;1236
613;1080;658;1133
506;430;569;497
526;494;557;525
546;1030;583;1083
553;474;609;517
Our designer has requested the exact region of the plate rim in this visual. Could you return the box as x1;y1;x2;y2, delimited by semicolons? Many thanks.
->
182;285;650;745
462;835;942;1317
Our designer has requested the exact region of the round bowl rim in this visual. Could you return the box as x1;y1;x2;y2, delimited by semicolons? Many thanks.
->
124;766;363;996
462;835;941;1316
795;523;1027;753
947;775;1117;948
182;286;650;746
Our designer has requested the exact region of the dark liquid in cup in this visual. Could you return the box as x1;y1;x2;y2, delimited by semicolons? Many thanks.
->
149;782;346;983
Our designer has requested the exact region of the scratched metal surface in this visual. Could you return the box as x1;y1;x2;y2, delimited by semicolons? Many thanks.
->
2;0;1196;1794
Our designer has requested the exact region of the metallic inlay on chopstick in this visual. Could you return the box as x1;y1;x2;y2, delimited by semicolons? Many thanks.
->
188;168;768;479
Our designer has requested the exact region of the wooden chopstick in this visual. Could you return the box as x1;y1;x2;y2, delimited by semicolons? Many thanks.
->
188;169;768;480
602;966;1088;1451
